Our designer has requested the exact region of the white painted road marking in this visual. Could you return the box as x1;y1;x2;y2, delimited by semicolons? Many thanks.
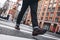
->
0;34;34;40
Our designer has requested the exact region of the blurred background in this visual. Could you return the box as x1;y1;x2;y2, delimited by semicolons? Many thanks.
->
0;0;60;34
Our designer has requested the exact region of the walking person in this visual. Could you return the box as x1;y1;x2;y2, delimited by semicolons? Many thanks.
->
15;0;47;36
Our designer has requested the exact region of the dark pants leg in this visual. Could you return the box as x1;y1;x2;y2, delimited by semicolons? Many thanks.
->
16;0;29;27
30;1;38;28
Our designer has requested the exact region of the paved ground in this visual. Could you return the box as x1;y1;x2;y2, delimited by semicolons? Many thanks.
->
0;20;60;40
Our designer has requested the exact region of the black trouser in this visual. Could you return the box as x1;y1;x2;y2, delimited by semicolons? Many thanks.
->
16;0;38;28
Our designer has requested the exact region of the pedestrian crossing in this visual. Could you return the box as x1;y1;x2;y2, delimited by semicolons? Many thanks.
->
0;20;60;40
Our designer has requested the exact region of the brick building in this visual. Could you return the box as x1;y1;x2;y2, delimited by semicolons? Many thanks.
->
24;0;60;33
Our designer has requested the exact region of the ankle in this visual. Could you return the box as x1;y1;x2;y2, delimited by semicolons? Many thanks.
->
33;26;40;30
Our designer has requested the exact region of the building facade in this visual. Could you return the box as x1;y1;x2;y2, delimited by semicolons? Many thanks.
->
24;0;60;33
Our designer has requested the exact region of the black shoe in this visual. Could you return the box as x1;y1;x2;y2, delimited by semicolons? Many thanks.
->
32;28;47;36
15;26;20;30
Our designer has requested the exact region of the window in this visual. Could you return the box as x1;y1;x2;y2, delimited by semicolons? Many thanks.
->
45;17;48;21
42;13;44;16
55;17;59;22
54;0;56;2
58;7;60;12
50;0;53;3
57;12;60;16
49;17;52;21
41;17;43;20
59;3;60;6
49;4;52;8
52;7;55;12
50;13;54;17
46;13;49;16
53;4;56;7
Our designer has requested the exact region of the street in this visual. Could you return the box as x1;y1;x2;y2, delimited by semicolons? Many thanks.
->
0;20;60;40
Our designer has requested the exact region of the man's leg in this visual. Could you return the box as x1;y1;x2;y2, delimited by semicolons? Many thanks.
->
30;0;39;30
15;0;28;30
30;1;47;36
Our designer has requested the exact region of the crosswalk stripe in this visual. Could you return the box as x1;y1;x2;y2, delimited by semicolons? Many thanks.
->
0;20;32;29
0;34;34;40
0;24;32;34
